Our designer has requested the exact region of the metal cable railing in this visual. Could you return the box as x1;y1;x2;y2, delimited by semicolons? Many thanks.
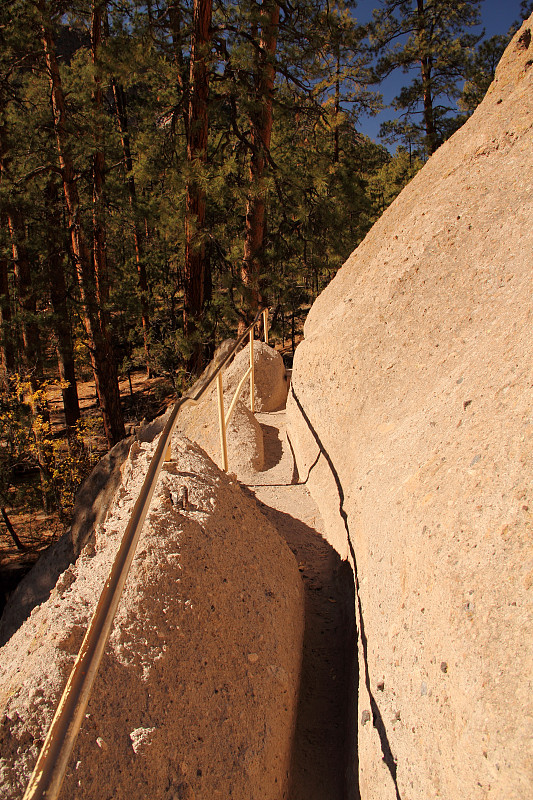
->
22;307;269;800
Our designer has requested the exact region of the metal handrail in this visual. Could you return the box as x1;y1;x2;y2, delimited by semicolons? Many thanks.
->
23;307;269;800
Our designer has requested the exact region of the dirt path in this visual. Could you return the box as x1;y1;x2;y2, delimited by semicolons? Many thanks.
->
245;411;356;800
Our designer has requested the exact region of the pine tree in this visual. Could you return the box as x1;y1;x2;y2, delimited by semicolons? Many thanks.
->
38;0;125;447
370;0;482;156
240;0;280;327
184;0;213;372
459;34;508;117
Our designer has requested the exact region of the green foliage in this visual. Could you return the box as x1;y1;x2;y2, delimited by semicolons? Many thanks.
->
368;146;423;214
0;0;510;526
0;378;101;517
370;0;483;156
459;35;508;116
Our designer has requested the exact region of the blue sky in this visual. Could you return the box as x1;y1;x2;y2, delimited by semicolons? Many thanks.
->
353;0;527;145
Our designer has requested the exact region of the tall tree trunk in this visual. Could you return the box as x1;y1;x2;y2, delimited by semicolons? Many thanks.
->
241;0;280;329
91;1;110;321
333;42;341;164
7;208;43;387
183;0;212;374
0;254;14;388
416;0;437;154
44;179;80;431
0;108;16;383
40;2;125;447
112;81;151;376
7;210;50;510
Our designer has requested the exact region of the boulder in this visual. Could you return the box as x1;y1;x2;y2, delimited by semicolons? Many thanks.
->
0;435;304;800
287;17;533;800
225;342;289;413
177;387;264;480
176;341;288;480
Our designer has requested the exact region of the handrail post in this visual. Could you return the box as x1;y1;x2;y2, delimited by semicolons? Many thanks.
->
216;371;229;472
249;327;255;413
262;308;268;344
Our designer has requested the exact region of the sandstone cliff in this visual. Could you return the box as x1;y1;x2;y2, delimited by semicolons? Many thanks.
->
287;16;533;800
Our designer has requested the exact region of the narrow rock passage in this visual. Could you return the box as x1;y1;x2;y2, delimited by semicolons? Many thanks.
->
244;411;355;800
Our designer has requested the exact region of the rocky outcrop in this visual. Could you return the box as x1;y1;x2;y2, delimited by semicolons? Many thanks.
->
177;388;265;478
287;16;533;800
0;435;304;800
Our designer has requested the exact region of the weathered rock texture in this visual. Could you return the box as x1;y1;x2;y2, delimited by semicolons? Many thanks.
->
0;435;304;800
176;342;288;480
177;389;265;478
225;342;289;413
287;18;533;800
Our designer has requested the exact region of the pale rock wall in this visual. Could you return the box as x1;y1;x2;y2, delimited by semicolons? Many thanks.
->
0;435;304;800
287;17;533;800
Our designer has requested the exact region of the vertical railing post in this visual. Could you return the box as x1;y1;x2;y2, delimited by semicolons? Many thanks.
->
262;308;268;344
216;372;229;472
249;327;255;413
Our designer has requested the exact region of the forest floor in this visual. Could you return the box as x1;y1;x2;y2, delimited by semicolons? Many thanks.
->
0;369;175;606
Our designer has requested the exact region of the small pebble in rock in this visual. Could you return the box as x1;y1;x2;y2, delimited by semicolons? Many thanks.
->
361;710;371;726
420;682;428;696
464;601;475;618
96;737;107;750
440;662;448;674
377;681;385;692
248;653;259;663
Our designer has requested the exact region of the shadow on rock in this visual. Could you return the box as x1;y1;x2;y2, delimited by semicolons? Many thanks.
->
260;424;284;471
250;495;358;800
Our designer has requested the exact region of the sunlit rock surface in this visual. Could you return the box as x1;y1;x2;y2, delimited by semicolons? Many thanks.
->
287;17;533;800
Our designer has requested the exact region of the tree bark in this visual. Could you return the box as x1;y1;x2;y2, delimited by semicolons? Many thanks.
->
40;2;125;447
241;0;280;329
7;208;43;387
91;2;110;320
112;81;152;376
183;0;212;374
333;42;341;164
44;180;80;431
1;507;25;551
0;255;14;386
416;0;437;154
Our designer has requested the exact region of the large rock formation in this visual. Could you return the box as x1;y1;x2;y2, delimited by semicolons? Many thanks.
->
0;434;304;799
287;17;533;800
